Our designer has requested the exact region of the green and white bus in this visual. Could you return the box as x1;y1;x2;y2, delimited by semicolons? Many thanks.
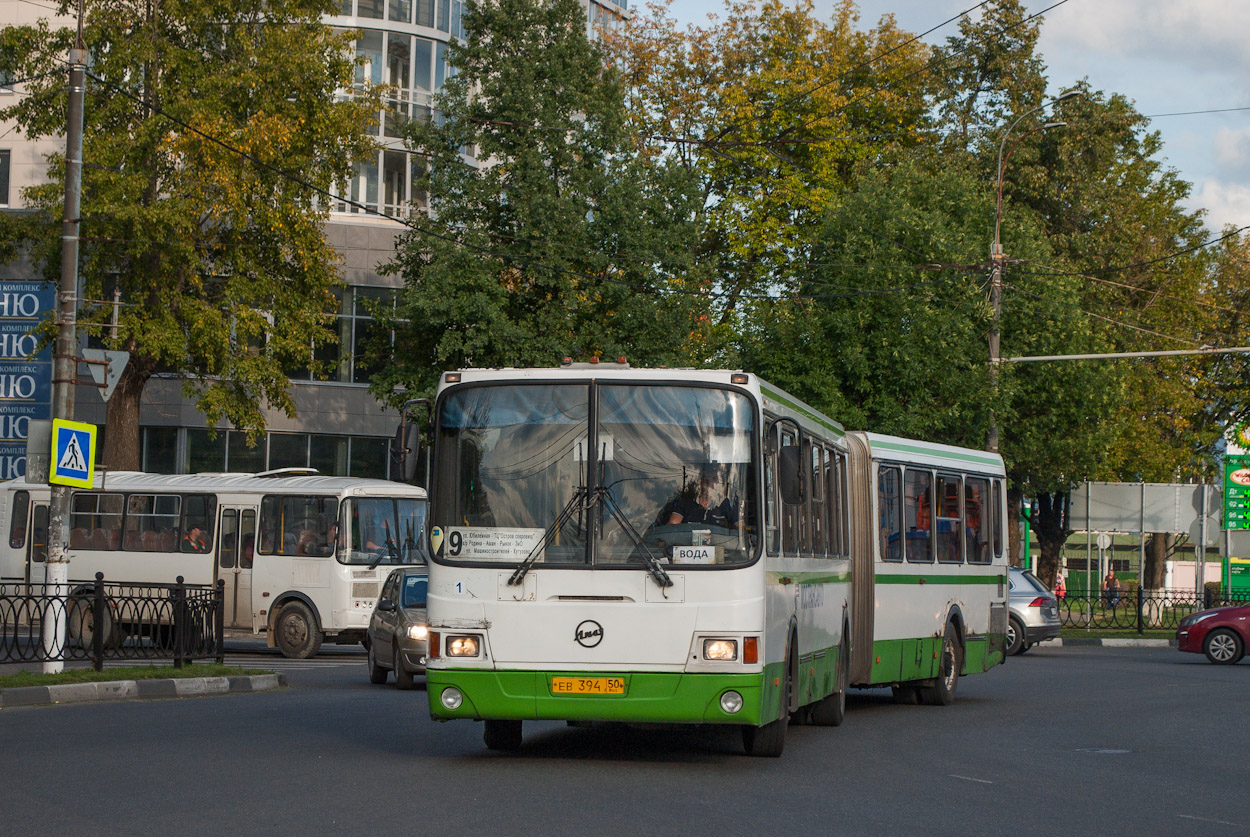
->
422;364;1007;755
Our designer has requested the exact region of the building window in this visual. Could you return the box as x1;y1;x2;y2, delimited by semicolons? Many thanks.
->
358;0;384;19
0;150;10;208
292;286;397;384
142;427;178;474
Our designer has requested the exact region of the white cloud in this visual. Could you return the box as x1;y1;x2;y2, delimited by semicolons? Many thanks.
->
1211;127;1250;179
1190;178;1250;232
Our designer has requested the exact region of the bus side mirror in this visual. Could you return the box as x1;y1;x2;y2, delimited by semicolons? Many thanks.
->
779;445;804;506
392;420;422;483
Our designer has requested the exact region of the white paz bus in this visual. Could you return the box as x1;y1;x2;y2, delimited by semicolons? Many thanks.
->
421;364;1008;756
1;471;427;657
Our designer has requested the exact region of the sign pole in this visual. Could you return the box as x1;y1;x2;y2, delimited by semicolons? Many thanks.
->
42;32;88;674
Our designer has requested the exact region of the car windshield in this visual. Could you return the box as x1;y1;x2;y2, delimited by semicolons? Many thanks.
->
432;382;759;568
401;574;428;608
340;498;428;565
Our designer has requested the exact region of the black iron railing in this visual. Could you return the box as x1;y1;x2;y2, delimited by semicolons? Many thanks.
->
1057;588;1250;632
0;573;225;670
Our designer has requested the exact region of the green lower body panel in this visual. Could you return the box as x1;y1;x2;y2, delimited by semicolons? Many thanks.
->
427;669;769;726
866;634;1005;685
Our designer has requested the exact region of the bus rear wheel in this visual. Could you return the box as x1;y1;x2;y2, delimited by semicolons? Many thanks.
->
809;632;849;727
921;623;962;706
483;720;522;751
275;602;322;659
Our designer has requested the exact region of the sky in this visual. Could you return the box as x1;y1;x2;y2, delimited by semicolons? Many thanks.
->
669;0;1250;235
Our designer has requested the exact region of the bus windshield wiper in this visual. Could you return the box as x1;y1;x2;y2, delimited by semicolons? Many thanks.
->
508;486;592;586
599;490;672;591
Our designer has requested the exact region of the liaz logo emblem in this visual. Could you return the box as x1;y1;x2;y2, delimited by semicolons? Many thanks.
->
574;620;604;648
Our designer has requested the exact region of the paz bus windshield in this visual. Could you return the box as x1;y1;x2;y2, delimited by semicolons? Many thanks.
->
431;382;758;568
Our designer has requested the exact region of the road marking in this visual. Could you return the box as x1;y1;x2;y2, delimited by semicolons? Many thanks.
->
948;774;993;784
1178;814;1248;829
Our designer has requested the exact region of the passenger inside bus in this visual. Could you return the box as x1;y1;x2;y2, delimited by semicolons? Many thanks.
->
182;526;208;553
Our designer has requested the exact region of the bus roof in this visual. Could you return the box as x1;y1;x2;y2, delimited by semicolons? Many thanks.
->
2;472;427;496
861;431;1005;474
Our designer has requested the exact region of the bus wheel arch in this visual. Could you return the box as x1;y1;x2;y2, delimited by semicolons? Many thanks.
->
270;594;324;659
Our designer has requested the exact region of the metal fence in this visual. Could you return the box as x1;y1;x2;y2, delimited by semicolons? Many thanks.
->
1058;588;1250;632
0;573;225;670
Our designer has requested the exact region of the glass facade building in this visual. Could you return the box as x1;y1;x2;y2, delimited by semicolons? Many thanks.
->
0;0;628;480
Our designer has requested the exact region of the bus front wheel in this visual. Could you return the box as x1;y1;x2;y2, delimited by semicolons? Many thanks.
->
483;720;522;751
275;602;322;659
921;623;962;706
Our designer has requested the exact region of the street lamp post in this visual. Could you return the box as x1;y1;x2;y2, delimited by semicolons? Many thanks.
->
987;89;1081;455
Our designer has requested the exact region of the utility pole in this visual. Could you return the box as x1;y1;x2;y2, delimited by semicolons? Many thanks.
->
987;245;1003;454
42;20;88;674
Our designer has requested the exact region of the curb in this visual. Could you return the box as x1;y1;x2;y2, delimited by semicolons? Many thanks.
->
0;673;287;710
1055;638;1177;648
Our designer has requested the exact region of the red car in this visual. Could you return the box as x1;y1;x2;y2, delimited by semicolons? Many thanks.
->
1177;603;1250;664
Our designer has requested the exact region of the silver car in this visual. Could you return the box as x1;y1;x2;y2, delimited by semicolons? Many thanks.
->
1006;567;1061;655
367;567;429;689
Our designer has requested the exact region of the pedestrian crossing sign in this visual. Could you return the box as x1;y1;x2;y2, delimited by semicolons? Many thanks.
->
49;419;96;488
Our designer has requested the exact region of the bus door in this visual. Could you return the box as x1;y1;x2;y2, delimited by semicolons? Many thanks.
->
27;502;48;585
216;507;258;629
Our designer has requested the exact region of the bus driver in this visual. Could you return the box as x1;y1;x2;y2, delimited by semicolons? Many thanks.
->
667;469;738;529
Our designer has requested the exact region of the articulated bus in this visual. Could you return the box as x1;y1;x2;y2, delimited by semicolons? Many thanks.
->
0;471;427;657
422;364;1008;756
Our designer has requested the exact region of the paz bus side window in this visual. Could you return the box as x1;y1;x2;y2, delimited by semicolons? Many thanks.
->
9;490;29;548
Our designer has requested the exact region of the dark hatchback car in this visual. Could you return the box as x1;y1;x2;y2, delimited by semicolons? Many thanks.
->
367;568;429;689
1177;602;1250;664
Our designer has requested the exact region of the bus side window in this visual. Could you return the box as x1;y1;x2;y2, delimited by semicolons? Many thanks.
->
936;474;963;563
181;494;217;553
992;479;1004;561
780;431;801;554
31;505;48;563
878;466;902;562
809;445;826;556
763;424;778;554
904;468;933;562
966;477;990;564
9;490;29;548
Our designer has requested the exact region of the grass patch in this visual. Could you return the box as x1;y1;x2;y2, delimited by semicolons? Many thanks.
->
1060;628;1175;640
0;664;272;690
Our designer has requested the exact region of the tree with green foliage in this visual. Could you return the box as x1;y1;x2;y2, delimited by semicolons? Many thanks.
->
0;0;381;469
605;0;934;345
373;0;712;399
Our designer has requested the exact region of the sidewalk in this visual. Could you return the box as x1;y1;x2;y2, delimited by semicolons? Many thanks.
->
1054;637;1177;648
0;631;290;709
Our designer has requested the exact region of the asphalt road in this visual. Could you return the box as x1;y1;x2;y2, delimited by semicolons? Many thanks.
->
1;644;1246;837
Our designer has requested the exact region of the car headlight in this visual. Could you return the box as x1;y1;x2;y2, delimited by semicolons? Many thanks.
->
446;635;480;657
1181;612;1215;628
703;639;738;662
407;625;429;641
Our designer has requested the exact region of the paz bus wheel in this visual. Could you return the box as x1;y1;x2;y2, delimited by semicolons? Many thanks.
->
274;602;322;659
483;720;523;752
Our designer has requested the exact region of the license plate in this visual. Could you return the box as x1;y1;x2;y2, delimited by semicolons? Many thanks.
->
551;676;626;695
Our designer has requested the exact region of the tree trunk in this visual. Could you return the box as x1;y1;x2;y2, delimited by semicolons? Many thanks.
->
1032;491;1070;589
1007;486;1024;567
100;362;153;472
1144;533;1170;591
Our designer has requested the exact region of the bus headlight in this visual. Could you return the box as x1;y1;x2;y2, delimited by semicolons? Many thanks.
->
407;625;429;641
441;687;464;710
446;635;480;657
720;691;744;714
703;639;738;661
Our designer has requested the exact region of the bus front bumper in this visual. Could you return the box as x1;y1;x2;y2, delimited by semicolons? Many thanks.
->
427;669;768;726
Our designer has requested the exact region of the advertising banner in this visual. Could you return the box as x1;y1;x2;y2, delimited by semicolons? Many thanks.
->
0;281;55;479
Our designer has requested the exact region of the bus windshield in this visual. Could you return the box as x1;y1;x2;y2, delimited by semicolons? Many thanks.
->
341;497;427;565
433;382;758;568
